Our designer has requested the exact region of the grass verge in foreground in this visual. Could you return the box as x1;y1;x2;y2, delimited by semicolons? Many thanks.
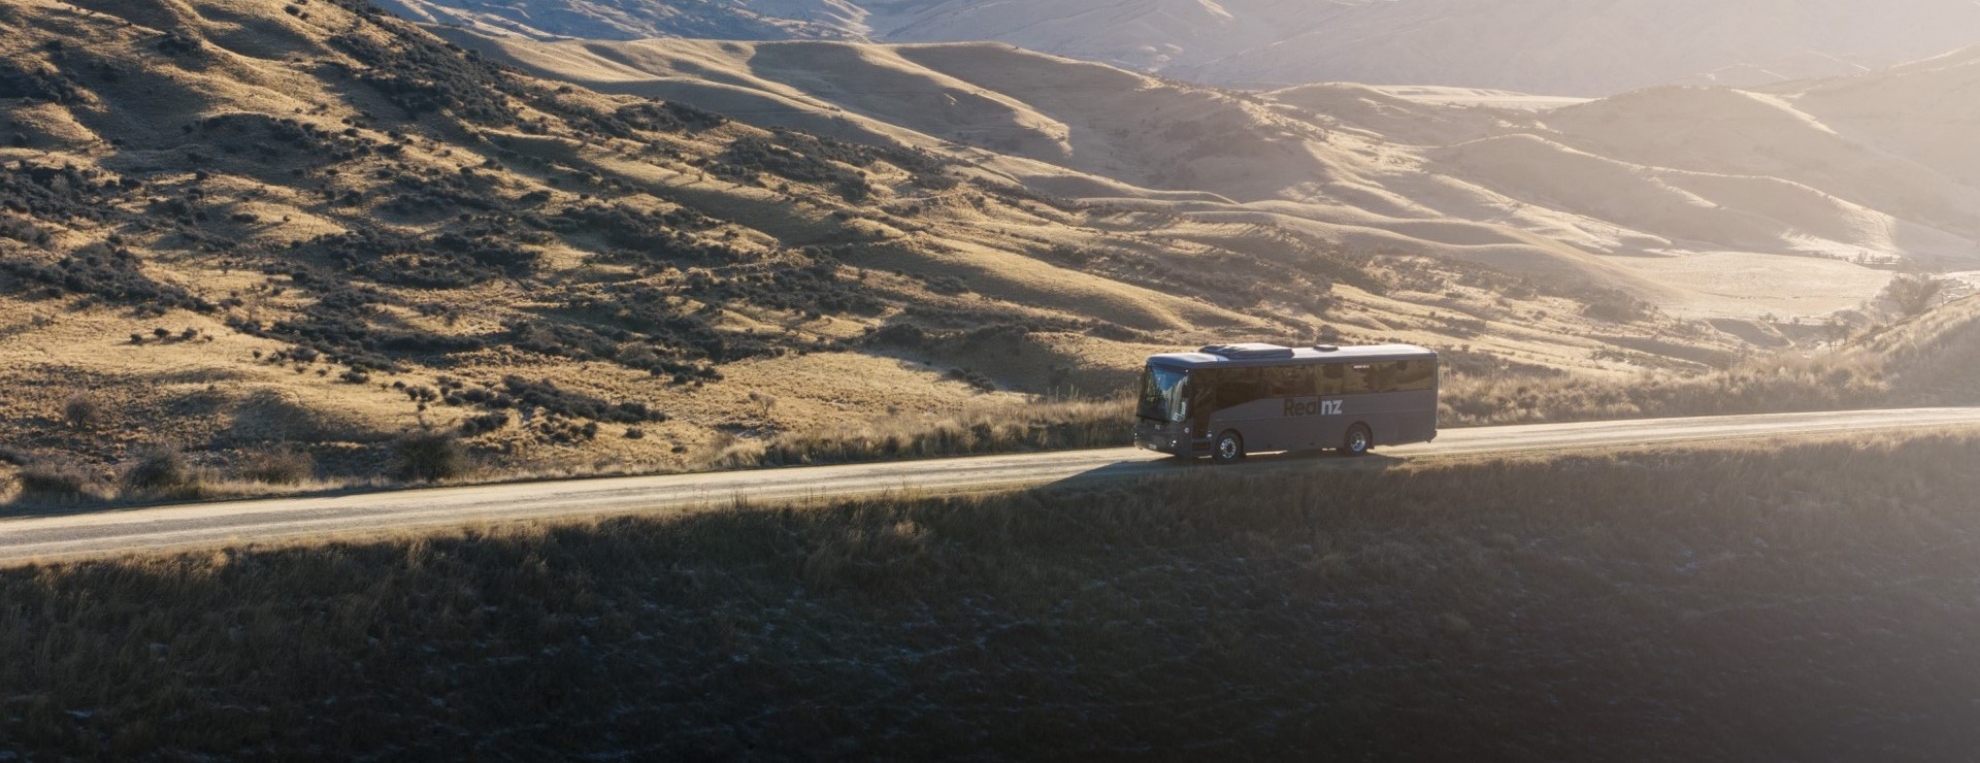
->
7;435;1980;759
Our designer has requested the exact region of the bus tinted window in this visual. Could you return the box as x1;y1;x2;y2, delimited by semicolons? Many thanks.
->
1139;365;1189;421
1219;368;1264;409
1189;356;1436;416
1268;366;1309;397
1319;363;1346;396
1395;360;1437;392
1365;362;1398;393
1343;364;1375;395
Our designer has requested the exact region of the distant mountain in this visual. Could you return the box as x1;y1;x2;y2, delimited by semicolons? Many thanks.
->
378;0;1980;95
372;0;872;42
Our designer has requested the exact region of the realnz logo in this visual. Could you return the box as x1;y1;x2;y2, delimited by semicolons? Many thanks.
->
1285;398;1344;417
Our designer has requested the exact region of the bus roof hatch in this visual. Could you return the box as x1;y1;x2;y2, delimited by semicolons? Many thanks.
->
1199;343;1297;361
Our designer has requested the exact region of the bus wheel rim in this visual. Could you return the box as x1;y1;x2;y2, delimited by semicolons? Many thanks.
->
1350;430;1367;451
1219;437;1237;459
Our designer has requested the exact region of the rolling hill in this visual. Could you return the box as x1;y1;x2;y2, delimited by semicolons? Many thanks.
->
462;34;1980;317
0;0;1722;484
2;0;1976;489
378;0;1980;95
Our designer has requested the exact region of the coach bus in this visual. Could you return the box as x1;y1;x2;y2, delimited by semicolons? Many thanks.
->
1135;343;1439;463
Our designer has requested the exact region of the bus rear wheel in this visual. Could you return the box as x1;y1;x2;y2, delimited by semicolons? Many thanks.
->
1212;430;1246;465
1342;424;1373;457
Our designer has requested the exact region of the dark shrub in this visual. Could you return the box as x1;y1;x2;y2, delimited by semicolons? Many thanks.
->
1884;274;1949;318
123;448;199;496
925;275;969;295
459;411;510;437
391;430;469;482
237;446;314;485
869;322;926;348
1579;287;1656;323
62;395;101;430
948;367;997;393
13;462;105;504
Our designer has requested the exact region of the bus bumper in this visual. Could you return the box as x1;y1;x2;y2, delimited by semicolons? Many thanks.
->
1135;423;1204;457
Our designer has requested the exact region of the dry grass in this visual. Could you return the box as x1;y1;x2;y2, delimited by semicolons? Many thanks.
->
697;394;1134;469
1442;294;1980;426
6;433;1980;757
234;444;316;485
10;462;109;505
1;451;375;516
4;0;1946;490
10;291;1977;512
1442;350;1885;425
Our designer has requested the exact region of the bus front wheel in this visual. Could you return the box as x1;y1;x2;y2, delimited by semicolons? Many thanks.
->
1212;430;1246;465
1342;424;1373;457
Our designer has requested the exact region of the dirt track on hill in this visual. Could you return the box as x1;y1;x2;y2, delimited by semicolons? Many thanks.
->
6;407;1980;565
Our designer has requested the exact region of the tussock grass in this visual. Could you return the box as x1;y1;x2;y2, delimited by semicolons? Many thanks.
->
4;450;353;514
1442;294;1980;426
10;462;108;505
119;448;215;502
718;296;1980;467
1443;350;1886;425
699;395;1134;469
234;445;315;485
8;434;1980;757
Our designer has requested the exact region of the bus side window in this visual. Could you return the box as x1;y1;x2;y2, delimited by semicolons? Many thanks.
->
1366;363;1399;393
1190;373;1216;423
1396;360;1437;392
1319;363;1345;396
1221;368;1263;409
1269;366;1307;397
1344;364;1373;395
1190;369;1221;415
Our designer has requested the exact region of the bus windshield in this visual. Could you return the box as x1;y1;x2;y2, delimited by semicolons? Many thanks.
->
1138;365;1189;422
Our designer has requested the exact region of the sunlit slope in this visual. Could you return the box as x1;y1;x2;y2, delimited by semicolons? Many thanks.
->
463;34;1980;316
1792;48;1980;188
373;0;870;42
1434;134;1959;261
1541;86;1980;255
0;0;1354;478
1175;0;1980;94
379;0;1980;96
465;36;1693;295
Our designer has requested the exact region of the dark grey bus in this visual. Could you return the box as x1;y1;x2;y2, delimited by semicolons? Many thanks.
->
1135;343;1439;463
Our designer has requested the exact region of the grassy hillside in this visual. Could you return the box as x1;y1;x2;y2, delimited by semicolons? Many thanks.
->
2;0;1976;498
375;0;1980;97
8;432;1980;757
1;0;1849;494
0;0;1399;483
475;36;1980;319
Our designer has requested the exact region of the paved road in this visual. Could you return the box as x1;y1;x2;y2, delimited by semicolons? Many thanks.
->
5;407;1980;565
